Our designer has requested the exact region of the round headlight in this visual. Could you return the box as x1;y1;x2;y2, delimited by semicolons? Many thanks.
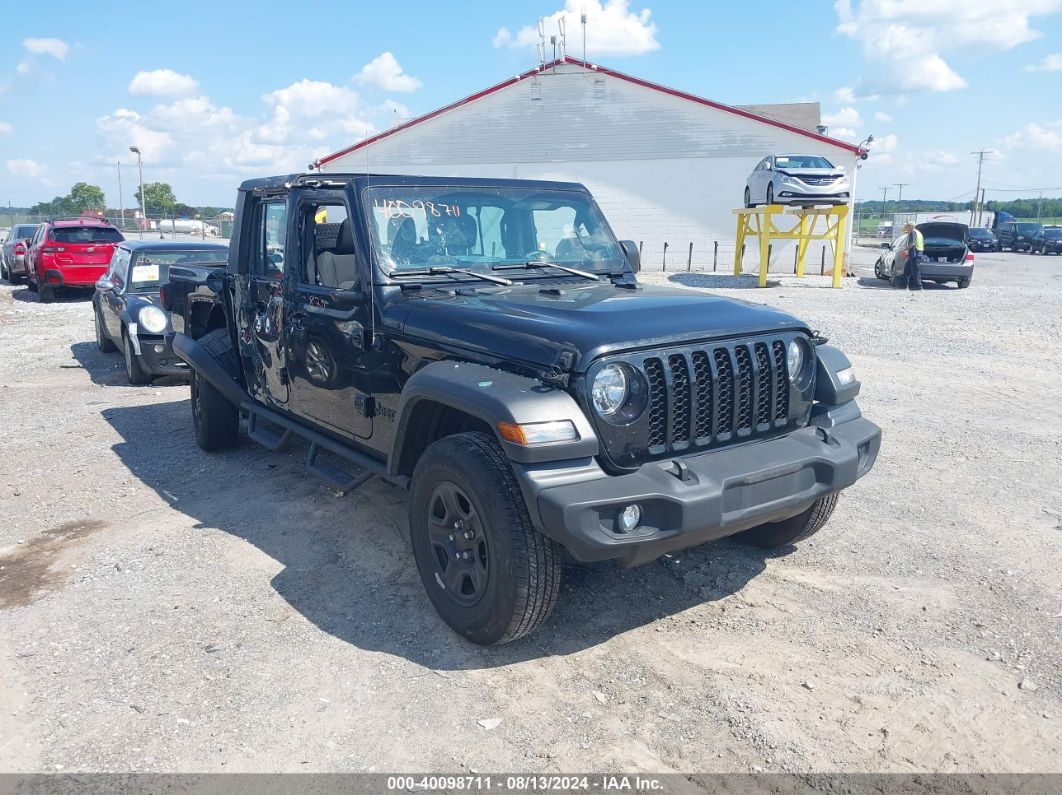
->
138;305;168;334
592;363;629;417
787;339;805;380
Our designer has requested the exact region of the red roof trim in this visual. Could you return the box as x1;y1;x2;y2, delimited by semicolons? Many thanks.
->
314;56;865;167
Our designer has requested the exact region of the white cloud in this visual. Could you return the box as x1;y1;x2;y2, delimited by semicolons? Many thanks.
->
869;132;899;163
873;111;893;122
96;108;176;162
258;79;373;145
1001;120;1062;153
831;127;858;140
835;0;1062;93
7;159;46;178
353;53;421;92
22;38;69;60
151;96;240;132
823;106;862;128
0;121;12;135
128;69;199;97
1025;53;1062;71
833;86;856;103
494;0;659;57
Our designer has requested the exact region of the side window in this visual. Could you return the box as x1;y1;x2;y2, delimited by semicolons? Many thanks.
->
253;201;287;279
301;203;355;289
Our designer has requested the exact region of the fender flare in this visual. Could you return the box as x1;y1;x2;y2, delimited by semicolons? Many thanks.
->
388;360;599;476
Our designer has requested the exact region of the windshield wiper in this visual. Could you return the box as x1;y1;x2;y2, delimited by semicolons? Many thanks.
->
388;266;512;286
493;261;601;280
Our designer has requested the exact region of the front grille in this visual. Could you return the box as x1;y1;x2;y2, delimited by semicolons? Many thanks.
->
624;337;800;464
796;175;836;186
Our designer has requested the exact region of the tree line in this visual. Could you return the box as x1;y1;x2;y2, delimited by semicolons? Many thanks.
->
24;181;232;219
856;197;1062;218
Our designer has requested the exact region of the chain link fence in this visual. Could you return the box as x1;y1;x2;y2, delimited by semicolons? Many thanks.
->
2;212;234;241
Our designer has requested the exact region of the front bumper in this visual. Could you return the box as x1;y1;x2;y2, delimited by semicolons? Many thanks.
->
518;409;880;566
776;180;850;205
130;330;189;376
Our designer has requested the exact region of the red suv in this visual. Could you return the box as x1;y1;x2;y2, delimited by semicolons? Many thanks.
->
26;217;125;303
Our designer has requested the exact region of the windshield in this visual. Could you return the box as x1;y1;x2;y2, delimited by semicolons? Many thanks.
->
51;226;123;244
775;155;834;170
364;185;624;276
1016;223;1042;234
1045;229;1062;239
129;249;228;291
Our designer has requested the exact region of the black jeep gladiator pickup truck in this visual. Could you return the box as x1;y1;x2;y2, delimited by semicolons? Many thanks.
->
164;173;881;645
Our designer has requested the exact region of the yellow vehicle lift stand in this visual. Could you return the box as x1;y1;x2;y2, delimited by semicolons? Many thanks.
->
732;204;849;288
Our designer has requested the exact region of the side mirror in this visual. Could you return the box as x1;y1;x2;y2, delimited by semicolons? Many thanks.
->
95;276;113;291
880;242;891;249
620;240;640;274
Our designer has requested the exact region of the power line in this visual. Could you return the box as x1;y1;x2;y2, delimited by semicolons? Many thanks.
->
983;185;1062;193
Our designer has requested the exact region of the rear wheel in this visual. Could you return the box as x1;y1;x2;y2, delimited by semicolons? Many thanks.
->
0;258;8;282
735;493;839;548
191;370;239;450
38;283;55;303
26;276;38;293
94;308;116;352
409;431;562;645
957;277;970;289
123;330;152;385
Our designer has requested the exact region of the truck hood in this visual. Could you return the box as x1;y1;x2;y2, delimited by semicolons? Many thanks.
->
396;281;810;372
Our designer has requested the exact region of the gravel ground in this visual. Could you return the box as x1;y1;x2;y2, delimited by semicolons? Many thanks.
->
0;249;1060;774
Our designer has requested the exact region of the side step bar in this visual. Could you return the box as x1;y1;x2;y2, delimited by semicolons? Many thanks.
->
173;332;394;492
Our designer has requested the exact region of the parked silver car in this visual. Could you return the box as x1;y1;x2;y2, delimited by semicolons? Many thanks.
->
744;154;851;207
1;223;41;283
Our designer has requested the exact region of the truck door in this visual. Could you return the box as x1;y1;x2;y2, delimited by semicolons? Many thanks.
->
246;199;290;406
284;192;374;440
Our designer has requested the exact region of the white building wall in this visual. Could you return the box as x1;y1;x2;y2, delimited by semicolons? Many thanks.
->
322;66;861;271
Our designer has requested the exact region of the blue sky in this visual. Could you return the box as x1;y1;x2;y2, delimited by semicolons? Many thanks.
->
2;0;1061;208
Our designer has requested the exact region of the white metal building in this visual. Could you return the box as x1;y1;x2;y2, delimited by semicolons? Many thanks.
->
315;58;866;270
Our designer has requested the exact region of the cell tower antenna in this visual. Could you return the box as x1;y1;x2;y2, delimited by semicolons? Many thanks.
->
581;9;587;63
538;18;546;69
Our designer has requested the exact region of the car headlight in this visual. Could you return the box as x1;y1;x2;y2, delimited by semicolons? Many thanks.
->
592;363;629;417
786;339;804;380
779;175;792;183
138;305;168;334
590;363;649;425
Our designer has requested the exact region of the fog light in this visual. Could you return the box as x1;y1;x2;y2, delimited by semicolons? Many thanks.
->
618;504;641;533
153;344;165;353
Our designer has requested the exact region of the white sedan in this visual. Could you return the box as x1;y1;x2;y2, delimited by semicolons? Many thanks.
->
744;154;851;207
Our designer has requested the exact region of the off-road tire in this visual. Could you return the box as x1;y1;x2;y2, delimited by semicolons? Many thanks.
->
190;329;240;451
735;492;839;548
38;283;55;303
409;431;562;645
123;330;152;385
95;308;116;352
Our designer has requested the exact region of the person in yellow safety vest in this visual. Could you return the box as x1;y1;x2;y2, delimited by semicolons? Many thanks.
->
902;222;924;291
314;207;328;224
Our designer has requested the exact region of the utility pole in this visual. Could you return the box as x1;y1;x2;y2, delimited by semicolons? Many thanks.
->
880;186;889;223
117;160;125;230
971;149;993;226
894;183;908;216
1037;192;1043;219
130;146;146;240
